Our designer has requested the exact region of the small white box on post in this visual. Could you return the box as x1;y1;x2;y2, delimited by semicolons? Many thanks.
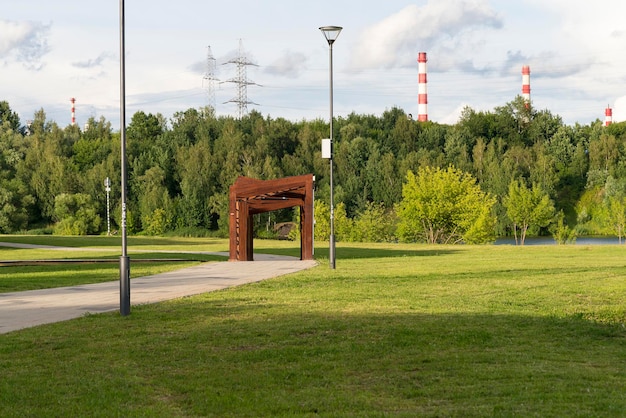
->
321;138;331;159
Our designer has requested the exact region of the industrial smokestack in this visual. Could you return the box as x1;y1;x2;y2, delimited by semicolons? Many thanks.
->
417;52;428;122
70;98;76;126
521;65;531;107
605;105;613;126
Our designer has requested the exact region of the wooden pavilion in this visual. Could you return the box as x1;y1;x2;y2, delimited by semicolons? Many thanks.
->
229;174;314;261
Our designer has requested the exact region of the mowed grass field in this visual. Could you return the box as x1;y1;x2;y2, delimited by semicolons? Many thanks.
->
0;235;232;292
1;237;625;417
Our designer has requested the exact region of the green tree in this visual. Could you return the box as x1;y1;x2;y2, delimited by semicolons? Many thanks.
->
366;150;401;208
551;211;577;245
588;133;618;173
137;166;173;234
493;96;533;145
444;125;473;173
351;202;397;242
18;116;77;223
0;183;34;232
397;166;496;244
503;179;555;245
72;116;113;171
605;196;626;243
53;193;101;235
314;200;351;242
0;101;21;132
602;176;626;243
0;115;33;231
174;138;216;230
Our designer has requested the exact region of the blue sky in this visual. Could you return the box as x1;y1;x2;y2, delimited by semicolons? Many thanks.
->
2;0;626;129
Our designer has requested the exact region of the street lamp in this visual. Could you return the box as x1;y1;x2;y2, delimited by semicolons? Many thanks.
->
119;0;130;315
319;25;342;269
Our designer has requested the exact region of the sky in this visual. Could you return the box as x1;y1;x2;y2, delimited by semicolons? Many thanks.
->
2;0;626;130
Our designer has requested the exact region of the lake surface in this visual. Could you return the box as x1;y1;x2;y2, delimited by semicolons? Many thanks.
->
495;236;624;245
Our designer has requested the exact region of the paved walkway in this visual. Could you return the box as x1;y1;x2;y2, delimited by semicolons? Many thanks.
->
0;253;317;334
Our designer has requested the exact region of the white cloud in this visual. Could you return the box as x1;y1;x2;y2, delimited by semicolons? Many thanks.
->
263;51;308;79
349;0;502;70
439;103;468;125
613;96;626;123
72;52;115;69
0;19;50;70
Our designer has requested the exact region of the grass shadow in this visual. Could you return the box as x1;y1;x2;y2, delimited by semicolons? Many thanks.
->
3;303;624;416
0;235;227;248
257;246;460;260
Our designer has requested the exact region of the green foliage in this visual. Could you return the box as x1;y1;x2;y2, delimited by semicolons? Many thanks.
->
551;211;577;244
313;200;330;241
397;166;496;244
52;193;101;235
287;208;301;241
503;179;556;245
0;100;21;132
575;187;609;235
142;208;170;236
1;98;626;239
0;181;34;233
314;200;352;242
605;196;626;243
351;201;397;242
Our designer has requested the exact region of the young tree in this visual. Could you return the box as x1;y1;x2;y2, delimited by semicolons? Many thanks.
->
0;101;21;132
53;193;101;235
551;210;577;245
605;196;626;243
351;201;397;243
603;176;626;243
313;200;352;242
503;179;555;245
397;166;496;244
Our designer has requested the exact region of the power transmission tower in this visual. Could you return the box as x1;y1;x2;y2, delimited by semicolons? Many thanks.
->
222;39;260;118
202;45;218;111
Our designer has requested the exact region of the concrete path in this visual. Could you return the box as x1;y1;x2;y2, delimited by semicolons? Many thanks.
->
0;254;317;334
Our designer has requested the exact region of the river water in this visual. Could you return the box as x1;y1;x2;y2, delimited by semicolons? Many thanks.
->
495;236;624;245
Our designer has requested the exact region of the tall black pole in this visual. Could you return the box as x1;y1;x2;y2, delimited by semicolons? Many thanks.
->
319;26;341;269
119;0;130;316
328;42;336;269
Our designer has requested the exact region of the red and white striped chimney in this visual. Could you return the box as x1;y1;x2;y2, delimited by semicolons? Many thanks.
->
605;105;613;126
521;65;531;107
70;98;76;126
417;52;428;122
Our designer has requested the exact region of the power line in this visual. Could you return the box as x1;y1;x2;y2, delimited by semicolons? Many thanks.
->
202;45;219;111
221;39;260;119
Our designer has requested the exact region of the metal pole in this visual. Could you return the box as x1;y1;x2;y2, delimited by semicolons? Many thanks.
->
105;178;111;236
328;42;336;269
119;0;130;316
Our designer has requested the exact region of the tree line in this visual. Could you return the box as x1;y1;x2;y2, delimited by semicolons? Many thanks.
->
1;96;625;243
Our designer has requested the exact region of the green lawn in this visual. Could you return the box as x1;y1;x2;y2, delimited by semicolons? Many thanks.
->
0;235;230;292
1;240;625;416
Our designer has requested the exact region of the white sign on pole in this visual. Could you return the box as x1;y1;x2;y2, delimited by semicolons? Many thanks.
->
321;138;331;159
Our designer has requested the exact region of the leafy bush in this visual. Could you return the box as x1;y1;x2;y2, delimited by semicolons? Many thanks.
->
314;200;352;242
142;208;170;236
52;193;101;235
351;202;397;242
551;211;577;244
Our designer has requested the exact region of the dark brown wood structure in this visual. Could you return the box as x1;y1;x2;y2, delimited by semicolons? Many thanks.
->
229;174;314;261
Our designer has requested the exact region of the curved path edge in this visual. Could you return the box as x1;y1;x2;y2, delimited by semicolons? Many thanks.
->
0;256;318;334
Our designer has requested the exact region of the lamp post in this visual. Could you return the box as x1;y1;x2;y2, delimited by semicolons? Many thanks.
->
319;25;342;270
119;0;130;315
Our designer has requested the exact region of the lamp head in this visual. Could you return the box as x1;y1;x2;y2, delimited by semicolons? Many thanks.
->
319;26;342;45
